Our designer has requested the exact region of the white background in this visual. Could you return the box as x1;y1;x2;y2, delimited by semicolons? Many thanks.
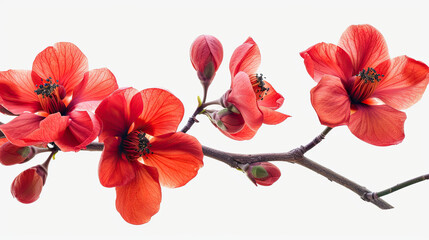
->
1;0;428;239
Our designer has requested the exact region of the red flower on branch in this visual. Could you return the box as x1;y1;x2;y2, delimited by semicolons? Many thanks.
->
0;42;118;151
301;24;429;146
95;88;204;225
215;38;289;140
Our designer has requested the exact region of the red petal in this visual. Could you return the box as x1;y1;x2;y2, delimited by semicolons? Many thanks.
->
229;37;261;77
0;70;41;114
221;124;257;141
54;111;101;152
338;24;390;74
310;75;351;127
144;132;203;188
133;88;184;136
228;72;263;131
373;56;429;110
32;42;88;95
68;68;118;112
348;104;406;146
98;137;135;188
257;81;284;110
115;163;161;225
96;88;141;142
300;43;353;82
0;113;69;146
259;106;290;125
11;167;44;204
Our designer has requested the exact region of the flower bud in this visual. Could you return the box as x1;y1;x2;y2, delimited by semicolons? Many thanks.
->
246;162;281;186
11;165;47;204
0;142;36;166
190;35;223;88
207;108;245;134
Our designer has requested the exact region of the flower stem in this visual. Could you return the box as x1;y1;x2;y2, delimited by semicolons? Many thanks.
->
363;174;429;201
180;99;221;133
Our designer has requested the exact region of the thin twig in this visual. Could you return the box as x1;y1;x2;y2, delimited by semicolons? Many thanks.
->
363;174;429;201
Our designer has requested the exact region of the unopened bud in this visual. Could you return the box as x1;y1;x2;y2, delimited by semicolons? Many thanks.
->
207;108;245;134
246;162;281;186
0;142;36;166
11;165;48;204
190;35;223;88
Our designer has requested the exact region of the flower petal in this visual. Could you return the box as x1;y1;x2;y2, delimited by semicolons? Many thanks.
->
133;88;184;136
32;42;88;95
115;163;161;225
96;88;141;142
0;113;69;146
300;43;353;83
229;37;261;77
98;137;135;188
228;72;263;131
257;81;284;110
144;132;203;188
338;24;389;74
68;68;118;112
54;111;101;152
0;70;41;114
221;124;257;141
348;104;406;146
310;75;351;127
373;56;429;110
259;106;290;125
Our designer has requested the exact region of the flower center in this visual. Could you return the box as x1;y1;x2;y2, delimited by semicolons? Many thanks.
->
250;73;270;101
34;77;66;114
122;130;153;161
350;67;383;103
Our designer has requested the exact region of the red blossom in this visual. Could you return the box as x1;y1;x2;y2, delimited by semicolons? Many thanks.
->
216;37;289;140
246;162;281;186
0;142;36;166
301;24;429;146
95;88;204;225
0;43;118;151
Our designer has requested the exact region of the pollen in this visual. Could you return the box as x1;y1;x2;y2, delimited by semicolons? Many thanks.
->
358;67;383;83
251;73;270;101
34;77;59;98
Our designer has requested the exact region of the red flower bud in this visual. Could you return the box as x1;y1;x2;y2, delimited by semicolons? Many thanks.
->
0;142;36;166
11;165;47;204
246;162;281;186
210;108;245;134
190;35;223;88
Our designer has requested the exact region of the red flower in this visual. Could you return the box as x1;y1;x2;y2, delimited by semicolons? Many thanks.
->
11;165;48;204
0;42;118;151
301;24;429;146
217;37;289;140
190;35;223;88
95;88;204;225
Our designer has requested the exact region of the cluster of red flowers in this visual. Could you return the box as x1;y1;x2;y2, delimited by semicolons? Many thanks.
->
0;24;428;225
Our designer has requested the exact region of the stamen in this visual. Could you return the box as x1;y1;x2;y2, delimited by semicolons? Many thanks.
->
34;77;66;114
350;68;383;103
358;67;383;83
122;130;153;161
251;73;270;101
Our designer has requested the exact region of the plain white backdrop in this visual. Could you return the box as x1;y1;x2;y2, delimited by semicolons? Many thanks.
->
1;0;428;239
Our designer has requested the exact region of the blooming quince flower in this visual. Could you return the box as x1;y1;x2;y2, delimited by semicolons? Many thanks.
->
216;37;289;140
95;88;204;225
0;42;118;151
301;24;429;146
190;35;223;89
246;162;281;186
11;164;48;204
